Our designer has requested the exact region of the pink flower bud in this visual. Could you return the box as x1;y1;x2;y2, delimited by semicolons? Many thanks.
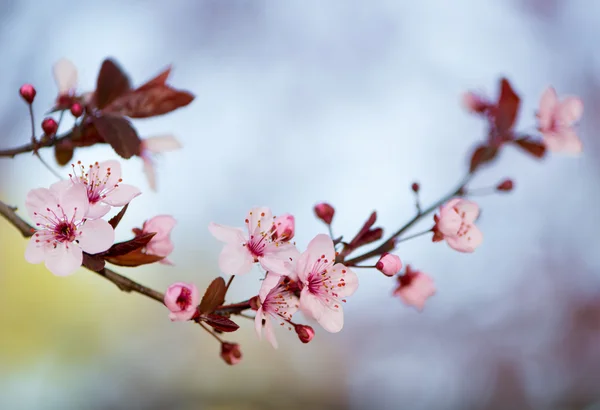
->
164;282;199;321
19;84;36;104
221;342;242;365
376;253;402;276
411;182;420;193
294;324;315;343
496;179;514;192
70;102;84;118
314;202;335;225
41;118;58;136
272;213;295;242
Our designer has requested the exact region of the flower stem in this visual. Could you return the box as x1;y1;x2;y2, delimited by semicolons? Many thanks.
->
395;229;432;244
199;322;225;343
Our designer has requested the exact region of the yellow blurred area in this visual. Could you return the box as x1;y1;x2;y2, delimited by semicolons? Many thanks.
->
0;217;150;368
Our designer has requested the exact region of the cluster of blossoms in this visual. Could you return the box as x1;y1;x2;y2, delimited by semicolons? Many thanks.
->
4;58;583;365
25;160;176;276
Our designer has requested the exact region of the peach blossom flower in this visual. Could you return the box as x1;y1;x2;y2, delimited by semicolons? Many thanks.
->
537;86;583;154
433;198;483;253
164;282;199;321
393;265;436;311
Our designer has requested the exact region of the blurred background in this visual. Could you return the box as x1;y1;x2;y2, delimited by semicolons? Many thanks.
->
1;0;599;409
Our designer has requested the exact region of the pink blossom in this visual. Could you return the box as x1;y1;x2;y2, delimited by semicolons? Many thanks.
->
209;207;299;276
24;184;115;276
295;234;358;333
138;215;176;265
376;253;402;277
53;58;78;100
164;282;199;321
53;160;141;220
537;86;584;154
140;135;182;191
272;213;295;242
254;274;300;349
433;198;483;253
393;265;436;311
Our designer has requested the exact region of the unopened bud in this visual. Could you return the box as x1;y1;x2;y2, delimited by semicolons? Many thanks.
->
70;102;83;118
272;213;295;242
220;342;242;365
496;179;514;192
294;324;315;344
376;253;402;277
411;182;420;193
19;84;36;104
41;118;58;136
314;203;335;225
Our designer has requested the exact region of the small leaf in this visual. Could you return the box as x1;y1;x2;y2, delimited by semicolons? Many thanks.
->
54;141;74;166
105;85;194;119
108;204;129;229
199;277;227;314
105;249;164;267
494;78;520;134
95;59;132;109
201;314;239;332
513;137;546;158
469;144;499;173
82;253;106;272
103;232;156;257
136;66;172;92
92;114;141;159
348;212;379;249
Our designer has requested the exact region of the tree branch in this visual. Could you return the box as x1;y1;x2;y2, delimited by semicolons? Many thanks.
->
343;174;472;266
0;198;165;303
0;131;71;158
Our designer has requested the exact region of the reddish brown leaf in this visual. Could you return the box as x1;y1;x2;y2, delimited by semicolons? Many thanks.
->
82;253;106;272
199;277;227;314
513;137;546;158
103;232;156;257
95;59;132;109
136;66;172;92
202;314;239;332
92;114;141;159
105;249;164;267
348;212;379;249
54;140;74;166
108;204;129;229
105;85;194;119
354;228;383;248
469;144;499;173
494;78;520;134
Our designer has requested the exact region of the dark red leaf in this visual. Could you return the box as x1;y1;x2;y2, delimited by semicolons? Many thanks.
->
353;228;383;248
469;144;499;173
136;66;172;92
348;212;379;248
92;114;141;159
104;85;194;119
199;277;227;314
108;204;129;230
103;232;156;257
95;59;132;109
513;137;546;158
494;78;520;134
202;314;239;332
104;249;164;267
82;253;106;272
54;140;74;166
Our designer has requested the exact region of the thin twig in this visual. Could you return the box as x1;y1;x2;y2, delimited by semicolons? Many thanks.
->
0;198;165;303
343;174;472;266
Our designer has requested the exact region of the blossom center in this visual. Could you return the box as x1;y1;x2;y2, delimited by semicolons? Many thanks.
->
176;288;192;310
54;221;77;243
246;234;268;259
